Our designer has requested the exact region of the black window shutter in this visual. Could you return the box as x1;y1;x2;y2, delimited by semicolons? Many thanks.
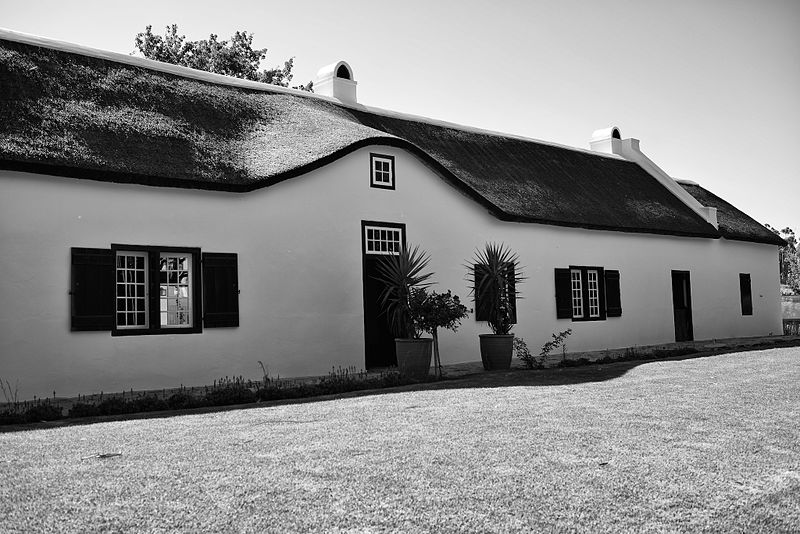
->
506;264;517;324
71;247;114;331
474;263;490;321
605;270;622;318
739;273;752;316
203;253;239;328
554;268;572;319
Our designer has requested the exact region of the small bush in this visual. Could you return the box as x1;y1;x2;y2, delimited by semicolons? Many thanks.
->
205;385;256;406
68;403;100;418
167;392;205;410
558;357;590;368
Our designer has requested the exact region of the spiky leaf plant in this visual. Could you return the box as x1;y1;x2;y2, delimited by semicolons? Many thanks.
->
375;244;434;339
466;242;525;335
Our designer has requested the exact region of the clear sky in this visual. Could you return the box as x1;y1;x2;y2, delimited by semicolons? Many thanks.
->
3;0;798;233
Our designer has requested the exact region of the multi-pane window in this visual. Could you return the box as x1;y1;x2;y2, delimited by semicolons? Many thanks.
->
570;269;584;318
116;252;148;329
159;254;192;327
365;226;402;255
556;266;620;321
71;247;239;334
370;154;395;189
111;246;200;335
587;269;600;318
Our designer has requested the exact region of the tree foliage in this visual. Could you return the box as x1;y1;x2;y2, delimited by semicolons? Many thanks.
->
766;225;800;293
133;24;312;91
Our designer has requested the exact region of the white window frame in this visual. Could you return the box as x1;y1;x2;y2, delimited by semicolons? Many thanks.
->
587;269;600;318
570;269;584;319
364;225;402;256
159;253;193;328
115;251;149;329
370;153;395;190
111;245;201;336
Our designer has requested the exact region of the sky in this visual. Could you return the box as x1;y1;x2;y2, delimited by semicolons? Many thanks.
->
3;0;799;233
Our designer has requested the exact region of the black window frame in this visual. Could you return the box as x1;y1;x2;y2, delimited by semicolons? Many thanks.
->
71;245;239;335
369;153;396;190
554;266;621;321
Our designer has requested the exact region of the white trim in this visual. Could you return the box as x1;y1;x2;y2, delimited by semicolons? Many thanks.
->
371;155;394;188
159;253;193;328
570;269;584;319
115;250;149;329
364;225;402;256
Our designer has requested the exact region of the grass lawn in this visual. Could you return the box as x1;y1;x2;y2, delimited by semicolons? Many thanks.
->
1;348;799;533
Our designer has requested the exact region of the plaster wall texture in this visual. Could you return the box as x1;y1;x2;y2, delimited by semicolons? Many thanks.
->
0;146;782;398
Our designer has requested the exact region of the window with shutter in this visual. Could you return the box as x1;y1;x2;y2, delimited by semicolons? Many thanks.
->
203;253;240;328
71;244;238;335
71;247;114;331
554;268;573;319
605;270;622;317
555;266;619;321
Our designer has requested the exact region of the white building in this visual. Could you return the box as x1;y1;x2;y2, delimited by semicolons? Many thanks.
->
0;30;785;399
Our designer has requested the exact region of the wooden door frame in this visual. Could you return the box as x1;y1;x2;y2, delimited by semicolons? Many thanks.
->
360;220;407;369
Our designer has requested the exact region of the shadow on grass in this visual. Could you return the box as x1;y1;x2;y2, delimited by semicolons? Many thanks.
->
4;339;799;433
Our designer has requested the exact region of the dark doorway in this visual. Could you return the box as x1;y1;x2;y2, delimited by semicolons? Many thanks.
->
361;221;405;369
671;270;694;342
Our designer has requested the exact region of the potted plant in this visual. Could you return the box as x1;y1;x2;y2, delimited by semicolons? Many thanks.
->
414;289;470;378
375;244;435;379
466;242;525;370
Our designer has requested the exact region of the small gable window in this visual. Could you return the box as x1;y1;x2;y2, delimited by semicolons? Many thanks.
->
370;153;395;190
555;266;621;321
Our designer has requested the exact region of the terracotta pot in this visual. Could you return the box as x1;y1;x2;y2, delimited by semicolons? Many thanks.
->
395;338;433;379
479;334;514;370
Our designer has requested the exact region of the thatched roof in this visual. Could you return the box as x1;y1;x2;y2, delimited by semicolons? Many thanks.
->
678;183;785;246
0;35;780;244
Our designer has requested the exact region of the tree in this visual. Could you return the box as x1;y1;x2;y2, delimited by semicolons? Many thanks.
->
133;25;312;91
766;224;800;293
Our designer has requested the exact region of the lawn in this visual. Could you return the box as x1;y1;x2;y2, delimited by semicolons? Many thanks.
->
1;348;799;533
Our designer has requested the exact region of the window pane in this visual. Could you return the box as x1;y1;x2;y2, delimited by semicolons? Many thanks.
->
115;252;148;329
588;270;600;318
571;269;583;318
159;253;192;328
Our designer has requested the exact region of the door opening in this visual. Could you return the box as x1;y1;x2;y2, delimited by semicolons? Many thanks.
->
361;221;406;369
671;270;694;342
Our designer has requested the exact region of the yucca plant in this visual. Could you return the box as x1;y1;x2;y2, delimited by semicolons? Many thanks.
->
466;242;525;335
374;244;434;339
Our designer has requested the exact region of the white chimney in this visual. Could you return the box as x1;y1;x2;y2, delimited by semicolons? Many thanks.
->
589;126;622;155
315;61;357;104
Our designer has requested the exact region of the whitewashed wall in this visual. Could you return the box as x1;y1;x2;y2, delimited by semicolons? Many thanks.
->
0;146;782;398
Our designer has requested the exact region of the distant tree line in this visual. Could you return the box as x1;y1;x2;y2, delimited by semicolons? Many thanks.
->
132;24;312;91
766;225;799;293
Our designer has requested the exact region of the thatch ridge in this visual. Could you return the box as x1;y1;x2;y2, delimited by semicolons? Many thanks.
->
0;37;777;244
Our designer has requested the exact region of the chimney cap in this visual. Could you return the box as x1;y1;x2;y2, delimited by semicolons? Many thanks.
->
591;126;621;143
317;61;354;81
